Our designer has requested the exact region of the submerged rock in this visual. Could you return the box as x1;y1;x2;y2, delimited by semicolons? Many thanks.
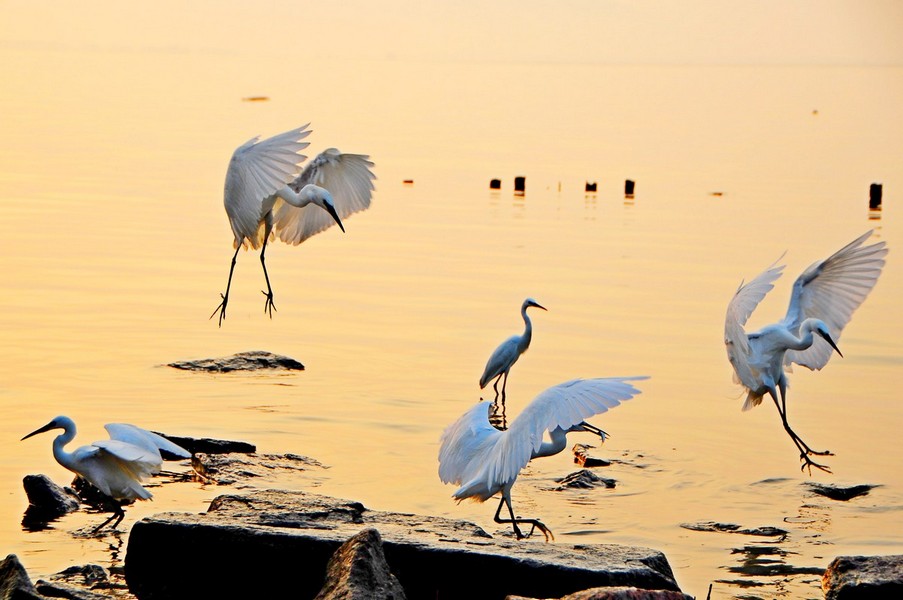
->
21;474;80;527
167;350;304;373
573;444;612;468
805;482;878;501
125;489;681;600
153;434;256;455
315;528;407;600
0;554;42;600
554;469;616;490
679;521;787;538
190;452;326;485
822;555;903;599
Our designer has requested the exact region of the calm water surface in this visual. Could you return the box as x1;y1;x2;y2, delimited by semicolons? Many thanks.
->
0;41;901;599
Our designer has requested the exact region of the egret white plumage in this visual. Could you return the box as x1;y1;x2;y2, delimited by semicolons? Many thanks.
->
725;230;887;474
439;377;647;541
479;298;547;403
211;124;375;326
21;416;191;531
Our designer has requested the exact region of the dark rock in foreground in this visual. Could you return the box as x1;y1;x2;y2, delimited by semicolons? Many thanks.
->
0;554;43;600
806;482;878;501
21;475;80;527
190;452;326;485
315;528;406;600
167;350;304;372
554;469;616;490
679;521;788;538
152;434;256;455
822;555;903;599
509;587;693;599
125;489;681;600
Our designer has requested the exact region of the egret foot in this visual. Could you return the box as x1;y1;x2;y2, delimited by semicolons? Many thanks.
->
261;289;277;318
92;504;125;533
800;453;832;476
210;293;229;327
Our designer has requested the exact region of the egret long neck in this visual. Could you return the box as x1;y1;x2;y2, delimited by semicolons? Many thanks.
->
274;184;316;208
519;306;534;353
532;427;569;459
788;321;819;352
51;431;77;472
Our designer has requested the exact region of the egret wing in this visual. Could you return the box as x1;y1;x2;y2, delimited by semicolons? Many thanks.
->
438;401;501;489
724;260;785;389
783;231;887;370
105;423;191;459
273;149;375;244
92;439;162;478
479;336;519;388
224;125;312;248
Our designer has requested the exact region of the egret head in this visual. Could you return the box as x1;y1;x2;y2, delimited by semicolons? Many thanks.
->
316;188;345;233
568;421;609;442
21;416;74;441
812;320;843;358
524;298;547;312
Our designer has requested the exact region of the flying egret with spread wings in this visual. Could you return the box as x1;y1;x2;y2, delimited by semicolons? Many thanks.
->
480;298;547;401
22;416;191;532
725;230;887;474
211;124;375;326
439;377;647;541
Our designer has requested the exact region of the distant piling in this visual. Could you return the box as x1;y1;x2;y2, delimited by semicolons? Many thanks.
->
514;176;526;194
489;178;501;190
585;181;597;193
625;179;635;198
870;183;883;210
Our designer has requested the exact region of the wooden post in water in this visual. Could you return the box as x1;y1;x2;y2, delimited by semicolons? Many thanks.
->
514;176;526;194
625;179;635;198
870;183;883;210
585;181;597;193
489;178;501;190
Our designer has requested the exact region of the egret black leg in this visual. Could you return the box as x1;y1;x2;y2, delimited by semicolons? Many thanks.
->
769;390;831;475
493;494;554;542
259;235;277;318
210;244;241;327
93;503;125;534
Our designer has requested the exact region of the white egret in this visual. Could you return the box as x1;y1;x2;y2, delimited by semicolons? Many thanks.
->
725;230;888;474
21;416;191;531
211;124;375;326
439;377;647;541
479;298;547;403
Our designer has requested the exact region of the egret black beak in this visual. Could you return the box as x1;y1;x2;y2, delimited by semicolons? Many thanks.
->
820;331;843;358
21;421;56;441
533;302;548;311
579;422;609;442
325;203;345;233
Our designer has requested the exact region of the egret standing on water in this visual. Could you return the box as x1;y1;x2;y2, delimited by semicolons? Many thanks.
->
439;377;647;541
211;124;375;326
479;298;547;402
725;230;887;474
22;416;191;531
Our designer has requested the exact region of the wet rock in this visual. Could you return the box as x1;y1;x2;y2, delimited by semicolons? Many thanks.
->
822;555;903;599
21;474;80;527
190;452;326;485
167;350;304;372
508;587;693;599
314;528;406;600
679;521;787;538
573;445;611;468
125;489;681;600
152;434;255;455
554;469;616;490
0;554;42;600
805;482;877;501
34;579;111;600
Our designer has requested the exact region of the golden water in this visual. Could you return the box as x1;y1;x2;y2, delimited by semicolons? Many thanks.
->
1;9;902;598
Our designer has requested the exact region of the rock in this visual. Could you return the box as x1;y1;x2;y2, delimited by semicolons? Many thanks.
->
190;452;326;485
679;521;787;538
805;482;878;501
21;474;80;527
167;350;304;372
125;489;681;600
314;528;407;600
822;555;903;599
573;445;611;468
34;580;111;600
0;554;43;600
152;435;256;455
554;470;616;490
508;586;694;599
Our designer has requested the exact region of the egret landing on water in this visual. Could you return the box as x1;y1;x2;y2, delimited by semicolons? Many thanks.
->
439;377;647;541
21;416;191;532
725;230;888;474
479;298;547;427
211;124;376;326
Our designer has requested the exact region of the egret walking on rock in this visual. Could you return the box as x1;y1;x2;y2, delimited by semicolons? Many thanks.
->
479;298;547;403
22;416;191;531
439;377;647;541
211;124;375;326
724;230;887;474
